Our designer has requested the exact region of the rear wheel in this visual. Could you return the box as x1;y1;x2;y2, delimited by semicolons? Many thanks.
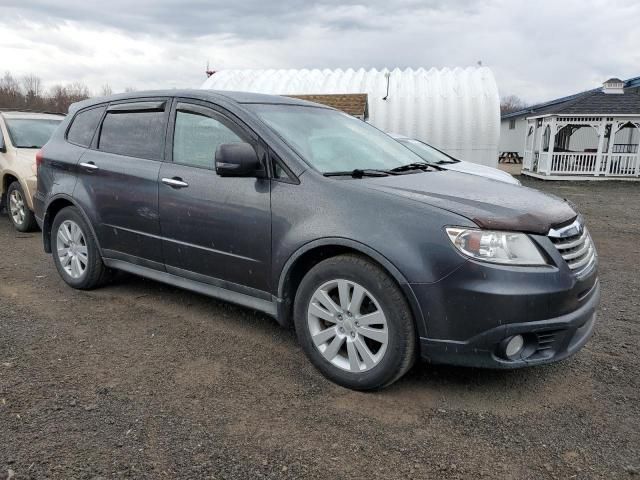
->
7;181;37;232
294;254;416;390
51;206;108;290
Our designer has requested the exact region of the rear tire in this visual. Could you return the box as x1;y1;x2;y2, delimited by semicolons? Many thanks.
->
7;181;37;232
294;254;416;391
51;206;108;290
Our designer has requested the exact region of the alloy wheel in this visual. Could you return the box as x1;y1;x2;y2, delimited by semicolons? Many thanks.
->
307;279;389;372
9;189;26;226
57;220;89;279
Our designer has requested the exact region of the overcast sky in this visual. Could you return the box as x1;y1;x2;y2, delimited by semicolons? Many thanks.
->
2;0;639;104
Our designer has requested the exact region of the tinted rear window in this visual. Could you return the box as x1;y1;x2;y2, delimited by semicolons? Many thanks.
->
98;109;166;160
67;106;105;147
5;118;61;148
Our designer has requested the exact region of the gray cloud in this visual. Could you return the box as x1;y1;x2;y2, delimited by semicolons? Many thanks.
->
1;0;639;103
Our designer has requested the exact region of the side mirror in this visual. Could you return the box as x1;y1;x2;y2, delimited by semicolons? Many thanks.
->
0;135;5;153
215;143;261;177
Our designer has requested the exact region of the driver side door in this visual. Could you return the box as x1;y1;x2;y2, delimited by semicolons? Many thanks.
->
158;100;272;295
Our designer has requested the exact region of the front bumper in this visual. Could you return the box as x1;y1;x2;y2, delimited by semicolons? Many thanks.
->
411;250;600;369
419;280;599;368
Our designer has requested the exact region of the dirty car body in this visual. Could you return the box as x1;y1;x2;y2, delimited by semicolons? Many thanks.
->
35;90;599;389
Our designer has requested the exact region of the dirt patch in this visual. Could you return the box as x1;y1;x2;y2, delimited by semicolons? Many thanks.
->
1;179;639;479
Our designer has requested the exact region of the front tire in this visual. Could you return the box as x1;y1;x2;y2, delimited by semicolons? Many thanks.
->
294;254;416;390
7;181;37;232
51;206;107;290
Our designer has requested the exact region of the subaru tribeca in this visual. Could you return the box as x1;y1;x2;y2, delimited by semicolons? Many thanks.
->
35;91;600;390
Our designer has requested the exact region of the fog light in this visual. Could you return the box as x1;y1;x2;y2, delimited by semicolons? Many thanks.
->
504;335;524;359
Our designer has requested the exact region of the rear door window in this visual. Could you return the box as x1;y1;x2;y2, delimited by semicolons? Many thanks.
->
67;106;105;147
98;102;167;160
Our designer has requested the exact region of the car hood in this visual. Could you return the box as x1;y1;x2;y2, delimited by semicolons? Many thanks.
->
361;170;577;234
441;161;520;185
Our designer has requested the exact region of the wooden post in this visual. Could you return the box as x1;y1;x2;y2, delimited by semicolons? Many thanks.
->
594;119;606;176
547;117;557;175
536;118;546;174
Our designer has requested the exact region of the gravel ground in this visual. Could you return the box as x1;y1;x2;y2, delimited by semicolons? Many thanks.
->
1;178;639;479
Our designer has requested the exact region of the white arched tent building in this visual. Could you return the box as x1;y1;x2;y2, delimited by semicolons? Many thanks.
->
201;67;500;167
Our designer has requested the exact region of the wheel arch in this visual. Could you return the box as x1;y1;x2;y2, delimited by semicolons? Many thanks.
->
42;195;103;255
2;172;20;196
276;238;426;334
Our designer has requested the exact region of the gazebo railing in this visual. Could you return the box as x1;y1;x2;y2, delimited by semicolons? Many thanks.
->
550;153;599;174
601;154;640;176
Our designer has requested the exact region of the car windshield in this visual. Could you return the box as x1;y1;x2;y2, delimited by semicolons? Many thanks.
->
251;104;427;173
5;118;61;148
398;139;459;164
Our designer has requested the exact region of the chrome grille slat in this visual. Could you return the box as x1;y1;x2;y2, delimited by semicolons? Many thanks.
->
548;221;597;277
553;229;589;250
562;237;591;261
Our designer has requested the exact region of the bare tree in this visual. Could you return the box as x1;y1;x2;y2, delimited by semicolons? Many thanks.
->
500;94;529;115
0;71;23;109
124;87;137;93
22;74;43;97
99;84;113;97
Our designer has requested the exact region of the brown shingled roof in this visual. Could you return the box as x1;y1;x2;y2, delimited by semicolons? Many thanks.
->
286;93;369;119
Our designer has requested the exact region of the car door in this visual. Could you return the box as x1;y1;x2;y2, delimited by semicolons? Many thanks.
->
72;99;170;269
158;100;271;294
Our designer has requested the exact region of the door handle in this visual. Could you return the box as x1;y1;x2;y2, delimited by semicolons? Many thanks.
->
162;177;189;188
79;161;99;171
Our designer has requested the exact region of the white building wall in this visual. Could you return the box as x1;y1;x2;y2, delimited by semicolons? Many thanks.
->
201;67;500;167
499;117;527;156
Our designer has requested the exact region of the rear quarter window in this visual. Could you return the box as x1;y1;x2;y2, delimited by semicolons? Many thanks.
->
67;106;106;147
98;109;166;160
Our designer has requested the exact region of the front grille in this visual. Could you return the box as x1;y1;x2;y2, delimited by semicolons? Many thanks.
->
548;221;597;277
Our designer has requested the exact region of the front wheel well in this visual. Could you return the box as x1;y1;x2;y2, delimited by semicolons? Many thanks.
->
1;174;19;198
278;245;412;328
43;198;75;253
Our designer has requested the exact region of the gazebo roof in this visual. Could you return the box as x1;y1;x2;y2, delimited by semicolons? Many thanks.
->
503;75;640;119
530;90;640;116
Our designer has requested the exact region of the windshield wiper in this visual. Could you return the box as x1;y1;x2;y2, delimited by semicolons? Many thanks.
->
324;168;393;178
389;162;439;173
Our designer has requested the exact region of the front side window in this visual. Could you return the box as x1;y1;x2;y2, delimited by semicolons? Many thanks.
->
4;118;61;148
250;104;425;173
173;110;243;169
99;109;166;160
67;106;105;147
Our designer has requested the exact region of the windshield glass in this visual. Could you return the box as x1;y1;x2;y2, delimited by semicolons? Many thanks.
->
398;139;459;164
5;118;61;148
251;105;426;173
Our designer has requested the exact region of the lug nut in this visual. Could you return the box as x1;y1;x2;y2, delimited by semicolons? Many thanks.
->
350;332;356;338
355;321;360;327
339;327;345;333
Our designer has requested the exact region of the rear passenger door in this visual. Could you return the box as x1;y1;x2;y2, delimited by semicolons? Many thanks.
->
73;99;170;269
158;100;272;293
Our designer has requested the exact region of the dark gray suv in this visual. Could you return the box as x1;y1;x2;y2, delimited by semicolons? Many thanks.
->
34;90;600;390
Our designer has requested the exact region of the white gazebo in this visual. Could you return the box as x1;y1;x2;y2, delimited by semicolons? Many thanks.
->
522;78;640;179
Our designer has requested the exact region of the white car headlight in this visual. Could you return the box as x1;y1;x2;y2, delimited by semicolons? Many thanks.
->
445;227;547;266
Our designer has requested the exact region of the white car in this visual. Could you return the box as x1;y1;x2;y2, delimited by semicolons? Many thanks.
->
389;133;520;185
1;111;64;231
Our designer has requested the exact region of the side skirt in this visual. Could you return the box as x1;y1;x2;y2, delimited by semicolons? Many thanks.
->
103;258;278;318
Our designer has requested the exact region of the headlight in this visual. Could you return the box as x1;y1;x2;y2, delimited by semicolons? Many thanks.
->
445;227;547;265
